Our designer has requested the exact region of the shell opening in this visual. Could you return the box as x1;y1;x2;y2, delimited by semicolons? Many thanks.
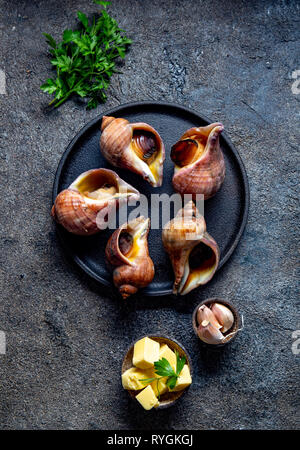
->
119;231;133;256
118;218;149;262
171;138;205;167
180;242;217;294
189;242;216;273
76;171;118;200
131;130;159;165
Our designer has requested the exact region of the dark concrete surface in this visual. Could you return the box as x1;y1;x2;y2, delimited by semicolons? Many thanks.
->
0;0;299;430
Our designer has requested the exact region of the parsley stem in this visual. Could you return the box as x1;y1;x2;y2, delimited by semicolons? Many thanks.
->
51;71;93;107
48;98;57;106
52;92;73;108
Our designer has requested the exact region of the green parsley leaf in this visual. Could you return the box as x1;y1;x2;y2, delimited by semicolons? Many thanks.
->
63;29;76;43
166;376;178;390
40;78;57;94
43;33;57;49
77;11;89;29
154;357;177;378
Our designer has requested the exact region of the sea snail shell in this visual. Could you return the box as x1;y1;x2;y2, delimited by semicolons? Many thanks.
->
51;168;139;235
100;116;165;187
105;216;155;299
171;123;225;200
162;201;219;295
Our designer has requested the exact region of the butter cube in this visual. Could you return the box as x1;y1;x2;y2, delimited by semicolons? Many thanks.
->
121;367;152;391
136;385;159;410
169;364;192;392
133;337;160;369
159;344;177;371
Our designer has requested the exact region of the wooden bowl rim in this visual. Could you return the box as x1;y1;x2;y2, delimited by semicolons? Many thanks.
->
121;335;193;410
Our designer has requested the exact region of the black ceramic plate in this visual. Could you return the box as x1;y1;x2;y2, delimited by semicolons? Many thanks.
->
53;101;249;296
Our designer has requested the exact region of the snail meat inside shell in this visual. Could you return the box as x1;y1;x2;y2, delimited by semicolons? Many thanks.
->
131;130;158;164
84;183;117;200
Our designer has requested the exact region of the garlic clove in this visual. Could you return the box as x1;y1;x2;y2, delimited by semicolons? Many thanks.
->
211;303;234;333
197;305;222;330
197;319;225;345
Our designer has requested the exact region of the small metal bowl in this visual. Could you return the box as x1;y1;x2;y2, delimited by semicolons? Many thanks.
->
192;298;241;346
121;335;193;409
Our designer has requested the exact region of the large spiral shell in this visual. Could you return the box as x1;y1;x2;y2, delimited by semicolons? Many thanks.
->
100;116;165;187
171;123;225;200
162;201;219;295
105;216;155;299
51;168;139;235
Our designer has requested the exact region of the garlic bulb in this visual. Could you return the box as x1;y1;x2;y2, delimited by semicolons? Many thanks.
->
211;303;234;333
195;302;236;345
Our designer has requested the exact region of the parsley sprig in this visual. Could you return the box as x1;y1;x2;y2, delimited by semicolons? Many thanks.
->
41;1;131;109
139;350;186;394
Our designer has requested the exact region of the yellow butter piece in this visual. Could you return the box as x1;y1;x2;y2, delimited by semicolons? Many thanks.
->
136;385;159;410
159;344;177;371
169;364;192;392
133;337;160;369
121;367;152;391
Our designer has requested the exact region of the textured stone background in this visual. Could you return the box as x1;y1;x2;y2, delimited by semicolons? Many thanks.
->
0;0;299;430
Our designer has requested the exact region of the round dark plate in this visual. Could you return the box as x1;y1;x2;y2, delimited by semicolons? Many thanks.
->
53;101;249;296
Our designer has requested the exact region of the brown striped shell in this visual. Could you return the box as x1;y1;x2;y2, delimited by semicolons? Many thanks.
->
100;116;165;187
162;201;219;295
51;168;139;235
105;216;155;299
171;123;225;200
